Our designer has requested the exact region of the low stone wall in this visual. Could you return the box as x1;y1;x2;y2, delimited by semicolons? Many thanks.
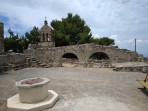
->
0;55;9;65
73;60;111;68
0;53;26;65
113;66;148;72
112;62;148;73
0;53;27;72
25;43;144;67
0;43;146;72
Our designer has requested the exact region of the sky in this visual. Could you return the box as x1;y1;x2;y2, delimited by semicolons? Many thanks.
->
0;0;148;57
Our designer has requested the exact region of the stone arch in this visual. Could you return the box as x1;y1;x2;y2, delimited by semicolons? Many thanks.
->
61;52;79;67
62;53;78;59
89;52;110;61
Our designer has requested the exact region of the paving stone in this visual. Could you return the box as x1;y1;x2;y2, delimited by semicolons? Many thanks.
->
0;68;148;111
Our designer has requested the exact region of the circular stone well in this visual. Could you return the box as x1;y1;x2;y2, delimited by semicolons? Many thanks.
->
16;77;49;103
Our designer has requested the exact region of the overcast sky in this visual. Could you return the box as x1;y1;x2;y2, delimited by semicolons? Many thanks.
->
0;0;148;57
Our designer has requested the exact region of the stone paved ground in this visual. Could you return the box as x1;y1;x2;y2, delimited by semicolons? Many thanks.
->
0;67;148;111
112;62;148;67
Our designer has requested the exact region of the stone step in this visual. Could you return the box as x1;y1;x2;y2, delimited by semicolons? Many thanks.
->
23;63;28;68
39;64;47;67
2;66;10;72
32;61;38;64
13;67;22;71
37;62;43;64
43;66;49;68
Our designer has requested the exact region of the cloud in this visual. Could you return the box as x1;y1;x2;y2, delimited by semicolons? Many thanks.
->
109;34;148;57
0;0;148;57
137;39;148;44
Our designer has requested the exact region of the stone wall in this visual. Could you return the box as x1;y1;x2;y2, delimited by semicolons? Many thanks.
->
0;43;146;72
0;53;27;72
24;43;143;67
112;62;148;73
0;53;26;65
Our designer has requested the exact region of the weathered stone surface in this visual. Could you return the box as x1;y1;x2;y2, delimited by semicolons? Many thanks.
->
16;77;49;103
38;20;55;47
0;53;28;72
0;43;146;72
112;62;148;72
24;43;144;67
0;68;148;111
7;90;59;111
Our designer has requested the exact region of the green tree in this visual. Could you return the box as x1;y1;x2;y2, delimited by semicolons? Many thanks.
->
4;29;22;52
19;36;29;50
92;37;115;46
51;13;92;46
25;26;40;44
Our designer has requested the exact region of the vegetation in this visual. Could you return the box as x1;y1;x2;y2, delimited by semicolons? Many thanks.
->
4;29;26;53
91;37;115;46
25;26;40;44
51;13;92;46
4;27;39;53
4;13;116;53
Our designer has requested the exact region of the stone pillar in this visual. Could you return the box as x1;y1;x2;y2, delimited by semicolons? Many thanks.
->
0;22;4;54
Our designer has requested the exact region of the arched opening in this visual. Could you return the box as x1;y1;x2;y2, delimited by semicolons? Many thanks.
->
61;53;78;67
46;33;49;41
89;52;109;60
89;52;110;68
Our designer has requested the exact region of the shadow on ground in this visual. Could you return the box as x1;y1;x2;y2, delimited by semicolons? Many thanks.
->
138;88;148;96
0;72;9;75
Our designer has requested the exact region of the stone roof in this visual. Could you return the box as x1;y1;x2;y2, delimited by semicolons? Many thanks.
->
40;20;52;33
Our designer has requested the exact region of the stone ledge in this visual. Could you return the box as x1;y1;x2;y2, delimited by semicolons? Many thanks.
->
112;62;148;72
7;90;59;111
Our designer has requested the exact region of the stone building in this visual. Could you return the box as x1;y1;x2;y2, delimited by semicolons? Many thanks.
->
39;19;55;47
0;22;4;54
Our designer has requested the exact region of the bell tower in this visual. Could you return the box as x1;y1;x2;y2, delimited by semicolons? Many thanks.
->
0;22;4;54
39;19;55;47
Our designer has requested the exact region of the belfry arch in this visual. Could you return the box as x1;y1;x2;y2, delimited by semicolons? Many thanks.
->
39;19;54;47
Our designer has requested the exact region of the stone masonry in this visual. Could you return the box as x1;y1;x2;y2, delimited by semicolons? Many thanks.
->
38;20;55;47
24;43;144;67
0;21;146;73
0;53;28;72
